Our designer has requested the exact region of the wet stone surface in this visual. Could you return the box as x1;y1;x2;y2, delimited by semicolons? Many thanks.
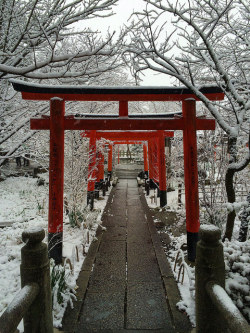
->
75;176;178;332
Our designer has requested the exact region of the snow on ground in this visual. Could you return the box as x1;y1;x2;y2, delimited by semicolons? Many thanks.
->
145;188;250;327
0;175;110;331
145;188;180;209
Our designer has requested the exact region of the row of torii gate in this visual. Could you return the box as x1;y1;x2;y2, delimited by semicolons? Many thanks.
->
11;80;224;263
81;129;174;208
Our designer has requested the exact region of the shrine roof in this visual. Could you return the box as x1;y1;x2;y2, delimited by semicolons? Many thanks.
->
11;80;224;101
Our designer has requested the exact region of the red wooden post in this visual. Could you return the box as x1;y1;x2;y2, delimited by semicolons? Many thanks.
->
148;139;154;188
117;145;120;164
153;139;159;187
119;101;128;117
183;99;200;262
87;131;97;209
108;143;113;183
48;98;65;264
158;131;167;207
98;150;105;183
143;143;149;178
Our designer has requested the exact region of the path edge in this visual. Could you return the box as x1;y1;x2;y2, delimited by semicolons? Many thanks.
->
61;187;117;332
139;186;192;333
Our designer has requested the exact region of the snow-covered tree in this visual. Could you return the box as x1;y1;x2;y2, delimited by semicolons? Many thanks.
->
0;0;121;79
0;0;128;166
125;0;250;240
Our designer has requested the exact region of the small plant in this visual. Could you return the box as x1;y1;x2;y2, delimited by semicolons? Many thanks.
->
68;209;84;228
50;261;67;305
37;201;43;213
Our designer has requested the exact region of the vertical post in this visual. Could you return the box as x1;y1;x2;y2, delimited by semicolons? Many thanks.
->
178;183;182;208
48;97;64;265
99;149;105;196
119;101;128;117
148;139;154;188
183;99;200;262
108;143;113;184
153;140;159;188
117;145;120;164
21;228;53;333
143;143;149;178
196;225;226;333
158;131;167;207
98;150;105;183
87;131;97;209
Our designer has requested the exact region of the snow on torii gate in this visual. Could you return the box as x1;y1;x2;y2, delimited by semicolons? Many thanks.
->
81;130;174;207
11;80;224;263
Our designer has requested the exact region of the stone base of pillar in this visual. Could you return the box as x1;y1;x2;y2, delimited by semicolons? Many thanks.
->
149;179;157;189
94;182;100;199
145;180;150;195
48;232;63;265
160;190;167;207
187;231;199;262
107;171;112;186
87;191;94;210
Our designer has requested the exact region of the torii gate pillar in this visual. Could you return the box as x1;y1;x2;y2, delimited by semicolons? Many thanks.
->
143;143;149;178
183;99;200;262
158;131;167;207
87;131;97;209
97;150;105;183
108;144;113;183
148;139;154;188
48;98;65;264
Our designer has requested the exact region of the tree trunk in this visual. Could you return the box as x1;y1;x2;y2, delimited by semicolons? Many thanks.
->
238;192;250;242
223;136;237;241
223;168;236;240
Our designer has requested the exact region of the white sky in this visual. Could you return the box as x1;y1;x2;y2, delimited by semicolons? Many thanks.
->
78;0;174;86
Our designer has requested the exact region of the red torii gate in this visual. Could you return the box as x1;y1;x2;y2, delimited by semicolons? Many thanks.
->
82;130;174;207
11;80;224;263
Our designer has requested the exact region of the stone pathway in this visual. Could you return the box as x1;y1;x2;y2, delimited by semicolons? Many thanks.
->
62;174;191;332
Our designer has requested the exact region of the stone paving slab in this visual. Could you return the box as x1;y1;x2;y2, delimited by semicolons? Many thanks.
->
87;278;126;294
91;257;126;281
126;283;174;331
102;216;127;227
77;292;125;331
98;239;126;255
127;199;141;206
101;226;127;241
126;205;145;216
127;262;162;283
127;226;151;244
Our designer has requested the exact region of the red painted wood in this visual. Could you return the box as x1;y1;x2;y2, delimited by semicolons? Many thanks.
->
148;139;153;180
97;150;105;181
143;144;149;173
117;146;120;164
87;132;97;192
183;100;200;233
119;101;128;117
112;141;144;144
82;131;174;140
48;98;65;234
108;144;113;172
196;118;215;130
158;131;167;191
153;140;159;183
22;91;224;101
31;117;185;130
149;139;158;184
30;117;215;131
